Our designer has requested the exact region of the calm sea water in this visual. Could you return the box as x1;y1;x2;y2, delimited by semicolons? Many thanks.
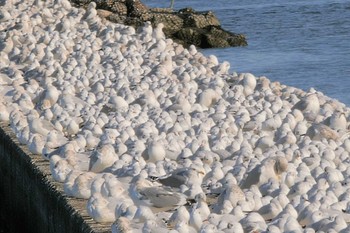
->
143;0;350;106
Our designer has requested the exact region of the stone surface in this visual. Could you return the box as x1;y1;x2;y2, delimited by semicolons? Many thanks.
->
70;0;248;48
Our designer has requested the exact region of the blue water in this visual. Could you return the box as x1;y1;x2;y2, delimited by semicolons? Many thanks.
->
143;0;350;106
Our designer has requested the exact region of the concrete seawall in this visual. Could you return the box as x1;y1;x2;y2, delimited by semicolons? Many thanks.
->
0;123;112;233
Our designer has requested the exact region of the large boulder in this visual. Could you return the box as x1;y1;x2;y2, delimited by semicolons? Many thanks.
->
70;0;248;48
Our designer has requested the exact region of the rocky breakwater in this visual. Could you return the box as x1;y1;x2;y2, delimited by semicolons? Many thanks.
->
70;0;247;48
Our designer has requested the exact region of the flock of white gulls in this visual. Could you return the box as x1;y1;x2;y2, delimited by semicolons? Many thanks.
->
2;0;350;232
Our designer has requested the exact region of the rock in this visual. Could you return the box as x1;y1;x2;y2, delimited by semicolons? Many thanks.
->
97;9;113;18
125;0;148;17
70;0;248;48
180;8;220;28
95;0;128;15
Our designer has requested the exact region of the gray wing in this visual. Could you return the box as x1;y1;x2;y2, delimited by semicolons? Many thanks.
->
158;174;187;188
292;99;307;111
141;187;184;208
240;166;261;189
88;151;98;171
158;168;188;188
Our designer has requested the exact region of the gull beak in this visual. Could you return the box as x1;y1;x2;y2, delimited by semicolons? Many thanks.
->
199;171;205;175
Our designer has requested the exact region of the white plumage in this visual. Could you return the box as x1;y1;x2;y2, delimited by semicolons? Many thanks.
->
1;0;350;231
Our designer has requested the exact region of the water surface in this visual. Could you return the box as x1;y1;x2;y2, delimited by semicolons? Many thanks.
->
143;0;350;106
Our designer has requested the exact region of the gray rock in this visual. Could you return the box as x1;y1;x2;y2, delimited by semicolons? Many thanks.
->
70;0;248;48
